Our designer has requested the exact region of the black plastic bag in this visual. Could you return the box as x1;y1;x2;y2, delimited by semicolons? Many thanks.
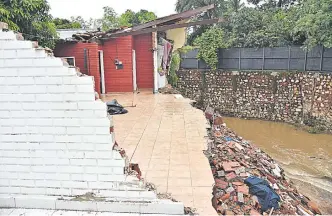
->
106;99;128;115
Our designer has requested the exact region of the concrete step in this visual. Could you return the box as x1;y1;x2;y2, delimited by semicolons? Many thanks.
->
0;195;185;215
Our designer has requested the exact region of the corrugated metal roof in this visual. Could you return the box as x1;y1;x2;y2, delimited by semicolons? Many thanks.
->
57;29;95;40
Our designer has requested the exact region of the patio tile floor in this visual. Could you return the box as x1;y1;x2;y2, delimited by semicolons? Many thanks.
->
101;92;216;215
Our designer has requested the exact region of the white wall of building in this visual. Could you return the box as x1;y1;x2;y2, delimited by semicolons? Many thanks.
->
0;30;126;197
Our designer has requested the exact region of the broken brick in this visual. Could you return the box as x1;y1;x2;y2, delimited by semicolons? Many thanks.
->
215;131;222;137
226;186;235;193
235;166;246;175
238;192;244;203
220;193;231;201
225;172;237;181
240;172;249;178
215;179;228;189
266;174;276;184
237;185;249;195
250;209;262;216
214;116;224;125
222;162;240;172
232;181;244;186
225;210;234;215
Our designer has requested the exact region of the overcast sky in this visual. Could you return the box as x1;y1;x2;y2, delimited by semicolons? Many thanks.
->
49;0;177;20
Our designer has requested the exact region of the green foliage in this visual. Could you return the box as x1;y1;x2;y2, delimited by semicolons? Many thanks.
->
175;0;229;44
135;10;157;25
70;16;93;29
118;9;157;27
0;0;58;48
99;7;157;30
175;0;227;19
247;0;298;8
223;7;302;47
193;27;228;69
294;0;332;49
118;10;136;27
100;6;119;31
228;0;244;12
54;18;81;29
168;51;181;87
178;45;195;54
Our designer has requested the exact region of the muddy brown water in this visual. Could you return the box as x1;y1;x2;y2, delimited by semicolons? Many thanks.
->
224;117;332;214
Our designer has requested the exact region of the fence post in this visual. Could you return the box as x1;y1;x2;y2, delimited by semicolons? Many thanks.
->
304;49;308;71
288;46;291;71
238;48;241;70
262;47;265;71
320;45;324;71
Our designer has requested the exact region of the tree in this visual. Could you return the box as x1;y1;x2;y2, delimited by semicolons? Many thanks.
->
70;16;93;29
118;9;136;27
175;0;228;45
175;0;227;19
99;7;157;30
0;0;58;48
193;27;229;69
247;0;299;8
294;0;332;48
135;9;157;24
54;18;81;29
227;0;244;12
99;6;119;31
117;9;157;27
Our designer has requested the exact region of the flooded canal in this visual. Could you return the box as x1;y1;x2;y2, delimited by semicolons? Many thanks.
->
224;117;332;214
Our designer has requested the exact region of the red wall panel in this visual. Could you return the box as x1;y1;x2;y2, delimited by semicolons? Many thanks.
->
54;43;101;94
102;36;133;92
134;34;154;89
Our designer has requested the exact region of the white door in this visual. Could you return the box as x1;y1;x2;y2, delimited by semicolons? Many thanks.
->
132;50;137;91
98;50;106;94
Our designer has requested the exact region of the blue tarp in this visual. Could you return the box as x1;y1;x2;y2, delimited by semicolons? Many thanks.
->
244;176;280;212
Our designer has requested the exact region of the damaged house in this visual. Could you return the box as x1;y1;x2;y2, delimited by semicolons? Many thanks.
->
54;5;220;94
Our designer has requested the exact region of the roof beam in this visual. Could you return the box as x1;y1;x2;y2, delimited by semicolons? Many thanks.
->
108;18;224;38
131;4;215;31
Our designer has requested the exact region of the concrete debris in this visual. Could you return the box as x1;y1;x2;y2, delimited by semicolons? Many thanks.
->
184;207;198;215
145;182;157;192
204;107;321;215
159;84;181;94
157;192;198;215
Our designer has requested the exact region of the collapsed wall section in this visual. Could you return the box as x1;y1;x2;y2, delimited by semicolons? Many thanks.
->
0;30;126;197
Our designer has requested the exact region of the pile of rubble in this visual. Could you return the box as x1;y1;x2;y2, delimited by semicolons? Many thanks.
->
205;107;322;215
158;84;181;94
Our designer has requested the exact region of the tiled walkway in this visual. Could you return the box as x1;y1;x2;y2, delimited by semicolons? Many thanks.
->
101;92;216;215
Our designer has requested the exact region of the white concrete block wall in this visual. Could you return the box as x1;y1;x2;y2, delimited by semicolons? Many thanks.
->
0;30;125;197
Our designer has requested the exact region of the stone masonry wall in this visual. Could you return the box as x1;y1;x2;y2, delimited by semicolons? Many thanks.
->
0;30;126;197
177;70;332;133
